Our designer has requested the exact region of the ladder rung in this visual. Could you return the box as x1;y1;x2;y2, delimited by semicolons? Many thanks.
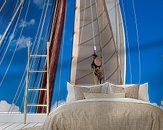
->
27;104;47;107
30;55;47;57
29;70;47;73
28;88;47;91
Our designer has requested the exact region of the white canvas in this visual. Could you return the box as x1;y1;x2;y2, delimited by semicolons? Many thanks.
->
138;83;149;102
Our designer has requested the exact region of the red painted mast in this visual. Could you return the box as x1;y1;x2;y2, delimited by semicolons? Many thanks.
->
37;0;66;113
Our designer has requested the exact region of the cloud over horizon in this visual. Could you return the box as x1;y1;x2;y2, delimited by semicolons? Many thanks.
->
0;100;20;112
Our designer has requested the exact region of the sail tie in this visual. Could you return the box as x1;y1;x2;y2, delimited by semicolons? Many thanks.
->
91;54;103;84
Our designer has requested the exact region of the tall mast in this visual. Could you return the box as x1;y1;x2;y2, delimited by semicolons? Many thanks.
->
37;0;67;113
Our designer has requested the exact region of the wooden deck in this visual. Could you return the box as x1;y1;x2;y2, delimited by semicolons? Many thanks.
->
0;113;46;130
0;122;42;130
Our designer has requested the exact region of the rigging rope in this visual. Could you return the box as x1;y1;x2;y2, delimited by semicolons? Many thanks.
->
15;0;48;112
56;10;67;107
0;0;18;54
8;0;31;112
90;0;103;84
94;0;104;82
9;0;47;112
0;18;16;57
0;0;15;30
0;0;7;13
121;0;133;83
90;0;97;54
115;0;118;47
0;2;24;87
0;0;24;64
16;0;45;108
132;0;141;83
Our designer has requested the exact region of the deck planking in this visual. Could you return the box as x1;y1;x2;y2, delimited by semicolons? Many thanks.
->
0;122;43;130
0;113;45;130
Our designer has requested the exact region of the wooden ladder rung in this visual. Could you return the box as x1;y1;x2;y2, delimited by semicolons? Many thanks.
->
28;88;47;91
29;70;47;73
30;55;47;57
27;104;47;107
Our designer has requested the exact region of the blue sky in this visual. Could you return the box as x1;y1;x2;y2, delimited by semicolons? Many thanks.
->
0;0;163;112
120;0;163;105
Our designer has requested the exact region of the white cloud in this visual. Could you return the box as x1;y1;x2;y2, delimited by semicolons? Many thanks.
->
0;100;20;112
16;36;32;49
19;19;35;28
9;33;15;41
33;0;44;8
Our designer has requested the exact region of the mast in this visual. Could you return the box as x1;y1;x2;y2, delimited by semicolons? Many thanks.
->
36;0;67;113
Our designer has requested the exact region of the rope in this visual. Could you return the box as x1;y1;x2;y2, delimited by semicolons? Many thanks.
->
115;0;118;47
94;0;104;82
0;0;15;30
0;2;24;87
0;0;18;55
132;0;141;83
0;18;16;57
121;0;133;83
0;0;7;13
90;0;97;54
9;0;47;112
90;0;104;84
0;1;24;64
56;9;67;108
8;1;31;112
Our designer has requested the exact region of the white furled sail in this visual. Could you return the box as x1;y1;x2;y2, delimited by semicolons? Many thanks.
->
71;0;125;85
105;0;126;84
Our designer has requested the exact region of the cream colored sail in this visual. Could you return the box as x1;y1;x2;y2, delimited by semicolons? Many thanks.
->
71;0;125;85
105;0;126;84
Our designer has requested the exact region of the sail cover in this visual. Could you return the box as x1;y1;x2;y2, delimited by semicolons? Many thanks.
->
71;0;125;85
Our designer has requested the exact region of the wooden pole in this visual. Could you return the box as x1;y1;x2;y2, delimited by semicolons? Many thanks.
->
37;0;66;113
24;40;30;124
47;42;50;114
